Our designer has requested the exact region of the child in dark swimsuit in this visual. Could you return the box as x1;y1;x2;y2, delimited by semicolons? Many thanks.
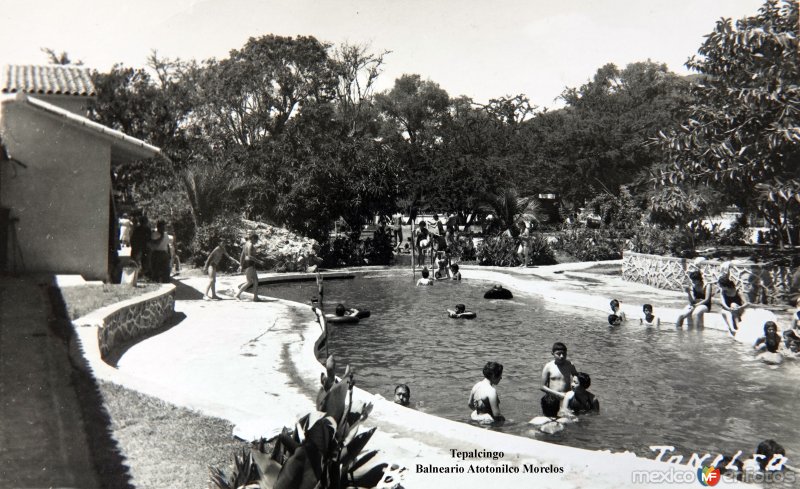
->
565;372;600;414
718;276;750;334
676;270;713;328
754;321;781;353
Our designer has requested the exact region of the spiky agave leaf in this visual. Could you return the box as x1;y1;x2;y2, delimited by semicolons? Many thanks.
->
348;450;379;474
209;448;259;489
339;427;377;468
349;462;389;488
274;446;319;489
252;449;282;489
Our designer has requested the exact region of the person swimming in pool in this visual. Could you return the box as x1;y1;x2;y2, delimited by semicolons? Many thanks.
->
563;372;600;414
468;361;505;424
394;383;411;407
447;303;476;319
528;394;569;434
754;321;781;354
450;263;462;281
326;303;361;320
608;314;622;326
639;303;661;327
609;299;626;322
416;267;434;286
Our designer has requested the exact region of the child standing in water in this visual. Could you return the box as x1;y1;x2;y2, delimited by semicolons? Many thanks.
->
610;299;626;322
468;361;505;424
416;267;434;286
449;263;462;280
541;342;578;396
563;372;600;414
640;304;661;327
528;394;569;434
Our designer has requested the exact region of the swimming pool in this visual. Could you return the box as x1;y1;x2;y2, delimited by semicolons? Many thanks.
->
262;270;800;463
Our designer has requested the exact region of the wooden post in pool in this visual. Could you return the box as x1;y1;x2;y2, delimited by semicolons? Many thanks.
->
316;270;328;357
411;217;416;279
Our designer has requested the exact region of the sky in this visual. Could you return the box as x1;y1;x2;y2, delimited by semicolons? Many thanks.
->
1;0;766;108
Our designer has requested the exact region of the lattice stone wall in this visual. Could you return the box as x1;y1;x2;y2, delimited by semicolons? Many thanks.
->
96;287;175;362
622;252;797;305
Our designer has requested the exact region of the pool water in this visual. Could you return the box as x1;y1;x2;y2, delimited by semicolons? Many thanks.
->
263;271;800;463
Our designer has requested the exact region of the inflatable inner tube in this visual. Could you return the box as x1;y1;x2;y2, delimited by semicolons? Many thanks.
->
326;315;360;324
450;311;477;319
484;288;513;300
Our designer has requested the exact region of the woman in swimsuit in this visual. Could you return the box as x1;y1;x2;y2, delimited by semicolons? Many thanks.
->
468;361;505;424
718;276;750;334
676;270;713;328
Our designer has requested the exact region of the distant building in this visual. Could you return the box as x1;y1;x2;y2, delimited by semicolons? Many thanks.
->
0;64;161;280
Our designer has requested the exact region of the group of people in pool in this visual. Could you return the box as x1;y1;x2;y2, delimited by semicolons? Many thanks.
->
605;269;800;357
461;342;598;435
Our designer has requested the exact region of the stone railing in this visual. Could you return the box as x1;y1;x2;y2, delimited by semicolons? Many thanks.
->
76;284;175;363
622;252;797;304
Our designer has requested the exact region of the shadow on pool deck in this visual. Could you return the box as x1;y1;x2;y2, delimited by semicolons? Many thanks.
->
0;274;133;489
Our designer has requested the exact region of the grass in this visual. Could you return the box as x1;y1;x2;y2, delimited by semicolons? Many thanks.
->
97;380;251;489
60;283;161;320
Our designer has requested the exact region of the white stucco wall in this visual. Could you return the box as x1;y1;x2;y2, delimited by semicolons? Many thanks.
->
0;101;111;279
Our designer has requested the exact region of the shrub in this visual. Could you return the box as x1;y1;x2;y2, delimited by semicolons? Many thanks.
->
477;234;556;266
363;229;394;266
321;236;365;268
210;356;394;489
191;216;243;268
554;228;622;262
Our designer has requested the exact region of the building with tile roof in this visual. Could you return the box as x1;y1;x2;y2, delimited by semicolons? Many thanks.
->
2;64;96;115
0;65;161;280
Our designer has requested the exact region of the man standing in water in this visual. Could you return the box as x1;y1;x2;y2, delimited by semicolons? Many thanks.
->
541;342;578;395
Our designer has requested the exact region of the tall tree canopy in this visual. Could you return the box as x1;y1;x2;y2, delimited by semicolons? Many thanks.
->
525;61;691;207
658;0;799;245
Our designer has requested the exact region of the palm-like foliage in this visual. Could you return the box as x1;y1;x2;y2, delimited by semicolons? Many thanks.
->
478;187;543;234
210;354;391;489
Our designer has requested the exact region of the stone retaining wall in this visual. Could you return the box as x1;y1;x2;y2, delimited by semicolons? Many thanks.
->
85;285;175;362
622;251;796;304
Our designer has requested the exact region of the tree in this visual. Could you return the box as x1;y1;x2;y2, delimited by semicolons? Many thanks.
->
331;43;389;138
40;47;82;65
194;35;338;147
657;0;799;247
526;61;691;208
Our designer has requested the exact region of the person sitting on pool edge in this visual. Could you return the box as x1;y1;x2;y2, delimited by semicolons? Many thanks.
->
468;361;505;424
447;303;476;319
528;394;569;434
484;284;513;299
416;267;434;286
394;384;411;407
782;297;800;352
676;270;713;328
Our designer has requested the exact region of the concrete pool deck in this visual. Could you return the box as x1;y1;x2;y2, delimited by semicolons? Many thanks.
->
69;262;771;488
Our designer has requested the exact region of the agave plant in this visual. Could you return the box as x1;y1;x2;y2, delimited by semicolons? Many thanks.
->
210;355;394;489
